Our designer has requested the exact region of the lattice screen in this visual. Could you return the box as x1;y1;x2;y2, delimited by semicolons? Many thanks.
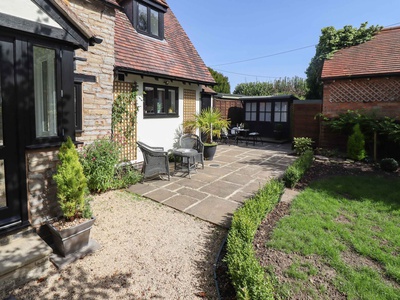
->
183;89;196;133
329;79;400;103
113;81;137;161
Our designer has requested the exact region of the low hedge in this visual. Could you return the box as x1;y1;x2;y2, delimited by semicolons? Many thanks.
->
282;150;314;188
225;179;284;300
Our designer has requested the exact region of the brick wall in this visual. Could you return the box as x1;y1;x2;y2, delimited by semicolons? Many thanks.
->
69;0;116;144
320;77;400;149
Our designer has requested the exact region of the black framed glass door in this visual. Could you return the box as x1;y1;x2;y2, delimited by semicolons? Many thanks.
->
0;36;22;229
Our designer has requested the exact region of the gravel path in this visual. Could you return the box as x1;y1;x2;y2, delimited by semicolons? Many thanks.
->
7;190;227;299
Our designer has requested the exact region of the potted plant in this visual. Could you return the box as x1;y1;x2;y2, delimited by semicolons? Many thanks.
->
47;137;95;257
184;107;230;160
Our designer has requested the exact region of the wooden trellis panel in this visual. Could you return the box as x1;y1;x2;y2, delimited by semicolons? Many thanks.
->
113;81;137;161
183;89;196;133
329;79;400;103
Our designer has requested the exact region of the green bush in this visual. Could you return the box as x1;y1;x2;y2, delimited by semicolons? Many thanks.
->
347;123;366;161
53;137;88;220
80;138;141;193
225;179;284;300
293;137;313;156
380;158;399;172
283;150;314;188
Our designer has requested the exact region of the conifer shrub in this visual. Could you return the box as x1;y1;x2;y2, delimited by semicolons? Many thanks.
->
53;137;88;221
347;123;366;161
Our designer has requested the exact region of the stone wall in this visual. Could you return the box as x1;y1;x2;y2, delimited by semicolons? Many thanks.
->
69;0;116;144
26;149;60;228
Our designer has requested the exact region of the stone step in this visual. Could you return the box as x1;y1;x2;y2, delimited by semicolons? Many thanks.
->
0;228;52;298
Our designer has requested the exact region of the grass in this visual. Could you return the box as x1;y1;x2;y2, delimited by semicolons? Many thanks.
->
267;175;400;299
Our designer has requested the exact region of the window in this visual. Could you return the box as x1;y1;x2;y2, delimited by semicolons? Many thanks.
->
245;102;257;121
134;1;164;39
33;46;57;138
259;102;272;122
144;83;178;117
274;101;288;122
74;82;83;132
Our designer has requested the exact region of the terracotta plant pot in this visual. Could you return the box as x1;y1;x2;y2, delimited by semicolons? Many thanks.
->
47;217;95;257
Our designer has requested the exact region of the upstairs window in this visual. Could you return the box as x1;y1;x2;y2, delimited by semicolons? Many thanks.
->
134;1;165;39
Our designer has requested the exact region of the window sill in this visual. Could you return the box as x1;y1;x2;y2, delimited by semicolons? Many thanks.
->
144;114;179;119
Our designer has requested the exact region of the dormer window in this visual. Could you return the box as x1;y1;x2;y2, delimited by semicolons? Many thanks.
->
123;0;166;40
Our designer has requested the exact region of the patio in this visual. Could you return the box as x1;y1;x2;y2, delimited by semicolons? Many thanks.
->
129;142;295;228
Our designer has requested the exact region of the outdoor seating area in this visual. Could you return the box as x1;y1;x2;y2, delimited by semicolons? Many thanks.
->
130;142;295;228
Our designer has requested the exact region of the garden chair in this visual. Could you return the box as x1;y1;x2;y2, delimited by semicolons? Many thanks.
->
179;134;204;169
136;141;170;182
220;127;235;145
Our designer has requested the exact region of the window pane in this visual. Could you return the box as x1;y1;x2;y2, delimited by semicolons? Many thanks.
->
260;102;265;111
251;102;257;111
0;160;5;208
274;112;281;122
168;89;176;113
34;46;57;138
138;4;148;31
265;112;271;122
281;113;287;122
281;102;288;112
245;112;251;121
266;102;271;111
144;86;154;113
150;9;159;36
157;88;165;113
251;112;256;121
245;102;252;112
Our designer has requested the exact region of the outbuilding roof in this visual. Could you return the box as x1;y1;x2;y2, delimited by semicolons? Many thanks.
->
114;2;215;85
321;26;400;79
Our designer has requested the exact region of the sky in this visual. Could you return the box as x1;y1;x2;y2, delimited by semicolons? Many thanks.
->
167;0;400;93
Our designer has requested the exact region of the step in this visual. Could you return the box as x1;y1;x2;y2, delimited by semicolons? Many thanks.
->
0;228;52;297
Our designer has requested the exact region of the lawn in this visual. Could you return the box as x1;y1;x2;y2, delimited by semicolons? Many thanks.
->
266;175;400;299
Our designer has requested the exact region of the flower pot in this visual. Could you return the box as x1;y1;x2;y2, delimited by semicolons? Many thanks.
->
46;217;95;257
204;144;217;160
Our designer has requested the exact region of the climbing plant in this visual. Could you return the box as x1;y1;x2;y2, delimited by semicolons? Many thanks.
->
111;89;138;145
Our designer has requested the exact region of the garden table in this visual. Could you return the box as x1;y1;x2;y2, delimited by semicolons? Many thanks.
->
172;148;198;178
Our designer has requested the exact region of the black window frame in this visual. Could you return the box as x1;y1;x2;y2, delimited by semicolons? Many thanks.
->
74;82;83;132
133;0;165;40
28;41;76;146
274;101;288;123
143;83;179;118
244;102;257;122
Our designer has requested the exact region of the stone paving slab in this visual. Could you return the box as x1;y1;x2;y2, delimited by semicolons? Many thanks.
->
128;143;294;228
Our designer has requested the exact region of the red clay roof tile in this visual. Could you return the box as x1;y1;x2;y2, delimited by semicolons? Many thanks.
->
114;3;215;85
322;26;400;79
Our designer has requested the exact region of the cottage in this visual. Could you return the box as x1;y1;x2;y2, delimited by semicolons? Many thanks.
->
0;0;214;292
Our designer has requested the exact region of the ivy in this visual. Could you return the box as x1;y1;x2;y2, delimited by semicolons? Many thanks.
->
112;85;138;145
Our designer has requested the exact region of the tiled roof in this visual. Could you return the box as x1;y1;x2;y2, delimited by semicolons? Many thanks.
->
322;26;400;79
114;5;215;85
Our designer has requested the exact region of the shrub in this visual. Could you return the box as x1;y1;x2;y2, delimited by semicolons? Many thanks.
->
347;124;366;161
53;137;88;220
225;179;284;300
380;158;399;172
80;138;142;193
283;150;314;188
293;137;313;156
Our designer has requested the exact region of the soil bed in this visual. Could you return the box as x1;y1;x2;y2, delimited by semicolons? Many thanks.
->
217;159;399;299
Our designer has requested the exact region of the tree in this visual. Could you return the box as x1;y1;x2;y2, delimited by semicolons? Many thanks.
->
233;76;307;99
208;67;231;93
305;22;382;99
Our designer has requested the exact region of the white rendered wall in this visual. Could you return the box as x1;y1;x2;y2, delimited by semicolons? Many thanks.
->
0;0;62;28
124;74;202;162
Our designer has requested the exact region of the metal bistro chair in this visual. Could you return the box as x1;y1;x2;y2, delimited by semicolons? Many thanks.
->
179;134;204;169
136;141;170;182
220;127;236;145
